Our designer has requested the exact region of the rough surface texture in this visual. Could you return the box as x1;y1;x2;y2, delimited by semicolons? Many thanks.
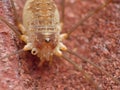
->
0;0;120;90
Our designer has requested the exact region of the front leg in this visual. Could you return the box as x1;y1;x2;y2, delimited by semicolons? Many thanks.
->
18;24;26;34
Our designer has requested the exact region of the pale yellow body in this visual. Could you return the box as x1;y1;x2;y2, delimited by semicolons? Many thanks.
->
19;0;67;65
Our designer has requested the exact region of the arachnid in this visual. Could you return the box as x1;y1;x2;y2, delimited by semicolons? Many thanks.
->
0;0;120;89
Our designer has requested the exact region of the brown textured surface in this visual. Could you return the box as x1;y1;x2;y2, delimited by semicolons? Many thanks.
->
0;0;120;90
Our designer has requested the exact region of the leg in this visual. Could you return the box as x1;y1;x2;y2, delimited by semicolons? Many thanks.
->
61;0;65;28
38;59;45;67
66;49;120;85
10;0;19;25
62;54;101;90
10;0;26;34
0;16;21;37
0;0;25;37
0;49;24;60
66;0;113;37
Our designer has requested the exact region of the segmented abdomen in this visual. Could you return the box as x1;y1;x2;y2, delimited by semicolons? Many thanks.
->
23;0;60;33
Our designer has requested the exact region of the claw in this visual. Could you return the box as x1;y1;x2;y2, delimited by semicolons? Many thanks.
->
59;33;68;41
20;35;28;43
23;43;33;51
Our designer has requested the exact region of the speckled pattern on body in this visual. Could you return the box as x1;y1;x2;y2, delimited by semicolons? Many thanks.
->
0;0;120;90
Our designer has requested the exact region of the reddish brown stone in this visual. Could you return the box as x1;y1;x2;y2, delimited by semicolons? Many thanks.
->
0;0;120;90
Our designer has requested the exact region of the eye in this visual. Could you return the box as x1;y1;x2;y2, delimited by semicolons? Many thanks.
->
45;38;50;43
31;48;38;55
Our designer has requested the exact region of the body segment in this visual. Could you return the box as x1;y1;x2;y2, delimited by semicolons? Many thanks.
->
20;0;67;64
0;0;120;89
